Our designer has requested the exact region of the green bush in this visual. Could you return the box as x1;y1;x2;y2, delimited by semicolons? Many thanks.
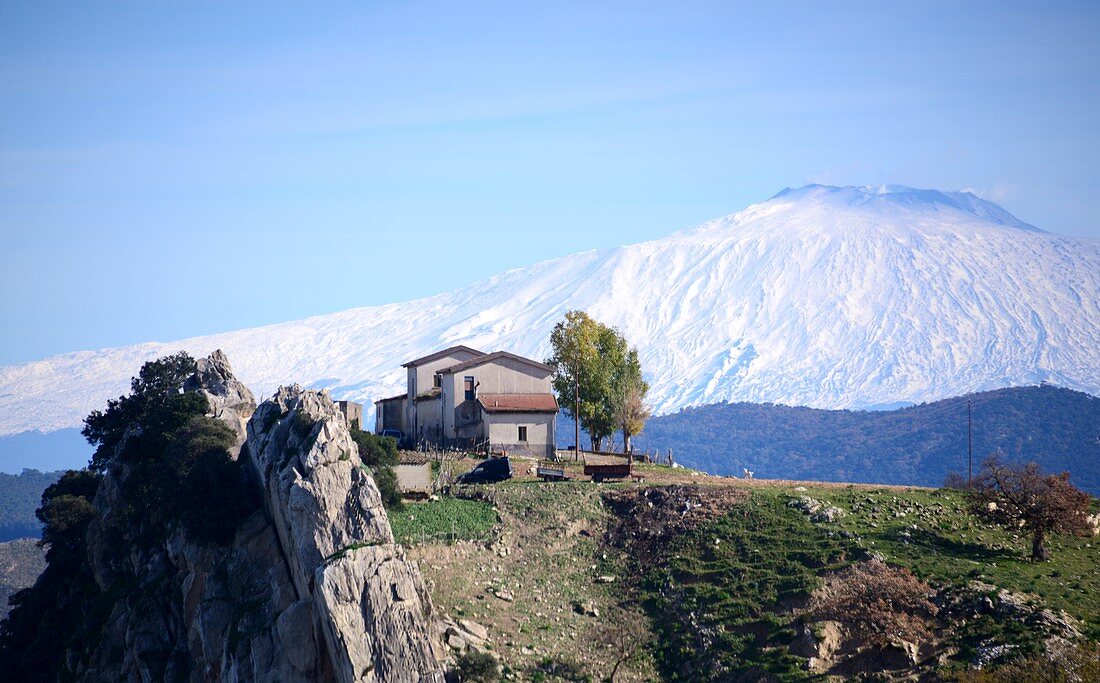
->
457;650;500;682
350;428;402;510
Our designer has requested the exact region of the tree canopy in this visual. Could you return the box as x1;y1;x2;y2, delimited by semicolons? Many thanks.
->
968;453;1093;561
546;311;649;452
1;352;261;679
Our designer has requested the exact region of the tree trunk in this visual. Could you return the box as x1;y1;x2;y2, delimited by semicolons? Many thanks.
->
1031;528;1050;562
623;431;632;455
609;655;626;682
591;435;603;452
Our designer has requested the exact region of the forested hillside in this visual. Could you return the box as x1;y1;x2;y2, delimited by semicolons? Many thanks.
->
633;385;1100;493
0;470;61;541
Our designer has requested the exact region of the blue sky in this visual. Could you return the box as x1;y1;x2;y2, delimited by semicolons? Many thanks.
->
2;1;1098;366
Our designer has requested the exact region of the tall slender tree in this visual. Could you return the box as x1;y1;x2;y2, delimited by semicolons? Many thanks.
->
612;349;650;454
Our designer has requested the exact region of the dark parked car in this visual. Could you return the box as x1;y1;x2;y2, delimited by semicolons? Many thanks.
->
458;457;513;484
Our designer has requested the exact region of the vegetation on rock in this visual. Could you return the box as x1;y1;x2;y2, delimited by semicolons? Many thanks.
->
0;470;103;678
350;427;402;509
0;353;259;678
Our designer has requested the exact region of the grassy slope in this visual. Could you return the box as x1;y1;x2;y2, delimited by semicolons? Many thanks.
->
403;479;658;681
395;460;1098;681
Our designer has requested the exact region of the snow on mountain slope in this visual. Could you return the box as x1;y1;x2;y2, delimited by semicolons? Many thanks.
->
2;184;1098;437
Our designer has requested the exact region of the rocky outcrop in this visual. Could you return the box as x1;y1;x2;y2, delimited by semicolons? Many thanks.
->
183;349;256;456
76;351;443;682
247;384;444;682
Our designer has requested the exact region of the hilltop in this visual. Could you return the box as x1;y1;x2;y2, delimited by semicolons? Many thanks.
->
392;458;1100;681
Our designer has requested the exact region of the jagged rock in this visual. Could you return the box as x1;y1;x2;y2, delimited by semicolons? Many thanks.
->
574;600;599;618
183;349;256;456
72;352;445;682
459;619;489;642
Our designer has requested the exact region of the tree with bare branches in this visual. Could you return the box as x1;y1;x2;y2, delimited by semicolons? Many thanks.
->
968;453;1093;561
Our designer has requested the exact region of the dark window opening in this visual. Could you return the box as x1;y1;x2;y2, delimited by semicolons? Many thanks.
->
433;374;441;388
464;376;475;401
518;426;528;442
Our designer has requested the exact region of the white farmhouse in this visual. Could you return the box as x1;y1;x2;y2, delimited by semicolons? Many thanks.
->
374;345;558;457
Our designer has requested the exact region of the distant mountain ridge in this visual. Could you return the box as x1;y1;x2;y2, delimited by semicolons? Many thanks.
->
633;385;1100;494
1;184;1098;439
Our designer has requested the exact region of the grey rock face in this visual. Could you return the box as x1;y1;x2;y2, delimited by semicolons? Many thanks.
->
247;384;444;682
77;352;443;682
183;349;256;456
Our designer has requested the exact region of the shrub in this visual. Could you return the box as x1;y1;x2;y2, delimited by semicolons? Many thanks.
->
456;649;500;682
350;428;402;509
811;560;939;645
947;641;1100;682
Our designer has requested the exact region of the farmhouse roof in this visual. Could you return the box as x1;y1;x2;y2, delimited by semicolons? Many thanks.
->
401;345;485;368
441;351;554;375
477;393;559;414
373;393;407;405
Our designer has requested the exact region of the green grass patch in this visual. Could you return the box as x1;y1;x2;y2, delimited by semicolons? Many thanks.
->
806;486;1100;637
641;492;860;681
389;496;499;545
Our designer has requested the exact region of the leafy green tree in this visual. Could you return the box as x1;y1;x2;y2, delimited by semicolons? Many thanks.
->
547;311;647;452
83;351;198;472
548;311;599;451
0;470;102;679
350;428;403;510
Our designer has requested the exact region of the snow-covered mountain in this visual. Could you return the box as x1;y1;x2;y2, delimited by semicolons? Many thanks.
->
2;184;1099;437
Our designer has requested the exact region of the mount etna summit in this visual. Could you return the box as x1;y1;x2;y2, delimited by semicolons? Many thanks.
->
2;185;1098;439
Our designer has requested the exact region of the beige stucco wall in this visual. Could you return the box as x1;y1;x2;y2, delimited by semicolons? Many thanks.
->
485;411;556;458
406;348;482;441
468;356;552;394
396;463;433;495
375;398;406;435
336;401;363;431
440;357;553;440
415;396;443;443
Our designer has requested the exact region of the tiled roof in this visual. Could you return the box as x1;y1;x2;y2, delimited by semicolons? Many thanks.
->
441;351;554;375
477;393;559;414
401;345;485;368
374;393;407;404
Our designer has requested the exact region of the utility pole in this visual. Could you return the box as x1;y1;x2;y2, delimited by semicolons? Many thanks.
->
967;399;973;488
574;361;580;463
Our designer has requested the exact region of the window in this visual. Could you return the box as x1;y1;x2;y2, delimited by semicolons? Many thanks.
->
464;376;475;401
518;426;528;442
433;374;441;388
